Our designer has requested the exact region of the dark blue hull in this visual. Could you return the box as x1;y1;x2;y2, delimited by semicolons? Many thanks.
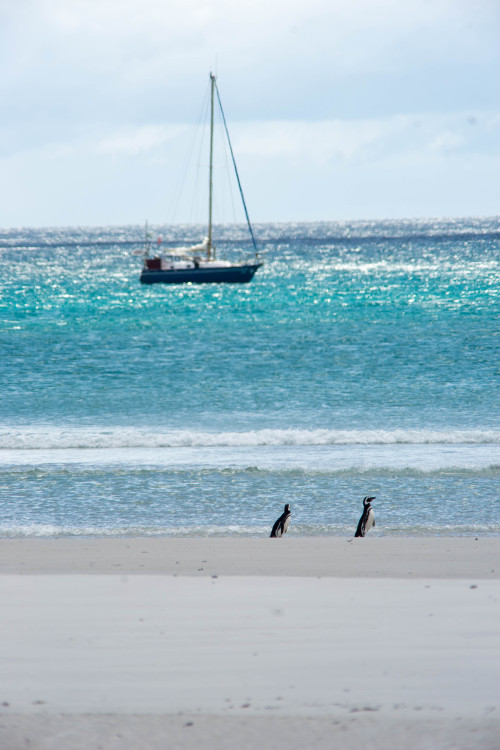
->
140;263;262;285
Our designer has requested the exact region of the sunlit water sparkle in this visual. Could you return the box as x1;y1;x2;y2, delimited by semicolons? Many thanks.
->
1;218;499;536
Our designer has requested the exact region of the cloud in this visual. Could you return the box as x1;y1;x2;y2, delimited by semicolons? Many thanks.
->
3;0;499;97
94;125;186;156
229;111;500;166
2;110;500;225
9;109;497;167
1;0;500;224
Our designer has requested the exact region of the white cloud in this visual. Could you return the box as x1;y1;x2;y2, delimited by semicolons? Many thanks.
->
94;125;186;156
1;108;498;223
12;109;495;166
1;0;500;224
229;111;500;166
428;131;465;154
4;0;499;87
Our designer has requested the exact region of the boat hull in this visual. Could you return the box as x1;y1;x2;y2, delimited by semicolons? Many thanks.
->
140;263;262;285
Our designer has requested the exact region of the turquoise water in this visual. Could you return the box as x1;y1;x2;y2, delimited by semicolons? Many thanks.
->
0;218;499;536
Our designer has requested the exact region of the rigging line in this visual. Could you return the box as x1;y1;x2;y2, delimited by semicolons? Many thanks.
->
214;82;258;254
213;109;238;229
171;83;211;226
191;96;210;226
220;115;238;224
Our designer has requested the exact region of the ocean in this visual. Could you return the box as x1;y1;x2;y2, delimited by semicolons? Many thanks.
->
0;217;499;537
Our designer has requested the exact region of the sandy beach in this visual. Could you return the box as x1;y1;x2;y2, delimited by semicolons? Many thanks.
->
0;537;499;749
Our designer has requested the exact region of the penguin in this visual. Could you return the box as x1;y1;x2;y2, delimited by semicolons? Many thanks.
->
270;504;291;538
354;496;375;537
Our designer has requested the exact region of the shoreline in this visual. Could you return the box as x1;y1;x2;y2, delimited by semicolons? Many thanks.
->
0;535;498;577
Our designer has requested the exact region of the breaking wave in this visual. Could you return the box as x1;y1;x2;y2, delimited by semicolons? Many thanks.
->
1;426;499;450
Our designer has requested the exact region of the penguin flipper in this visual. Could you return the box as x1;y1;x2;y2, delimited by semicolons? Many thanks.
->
354;519;365;537
270;519;282;537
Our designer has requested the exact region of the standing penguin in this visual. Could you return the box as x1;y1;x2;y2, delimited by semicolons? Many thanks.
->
270;504;291;538
354;496;375;537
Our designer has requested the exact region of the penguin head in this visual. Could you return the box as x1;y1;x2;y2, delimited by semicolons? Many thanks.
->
363;496;375;507
284;504;291;513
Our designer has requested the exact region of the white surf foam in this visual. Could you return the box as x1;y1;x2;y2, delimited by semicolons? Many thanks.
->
0;426;498;450
0;441;498;473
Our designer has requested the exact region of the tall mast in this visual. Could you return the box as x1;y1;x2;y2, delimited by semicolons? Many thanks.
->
207;72;215;260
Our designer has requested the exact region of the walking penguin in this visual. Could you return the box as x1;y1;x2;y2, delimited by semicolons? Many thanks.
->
270;503;291;538
354;496;376;537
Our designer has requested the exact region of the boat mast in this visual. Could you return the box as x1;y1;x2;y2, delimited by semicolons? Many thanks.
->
207;72;215;260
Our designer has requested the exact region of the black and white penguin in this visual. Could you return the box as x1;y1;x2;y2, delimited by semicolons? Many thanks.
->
270;504;291;538
354;496;375;537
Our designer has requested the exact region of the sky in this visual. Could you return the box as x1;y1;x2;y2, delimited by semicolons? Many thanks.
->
0;0;499;227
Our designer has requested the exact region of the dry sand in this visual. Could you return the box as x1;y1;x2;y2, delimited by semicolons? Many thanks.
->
0;537;499;749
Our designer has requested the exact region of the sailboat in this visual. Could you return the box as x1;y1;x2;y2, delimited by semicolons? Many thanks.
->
140;73;263;285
